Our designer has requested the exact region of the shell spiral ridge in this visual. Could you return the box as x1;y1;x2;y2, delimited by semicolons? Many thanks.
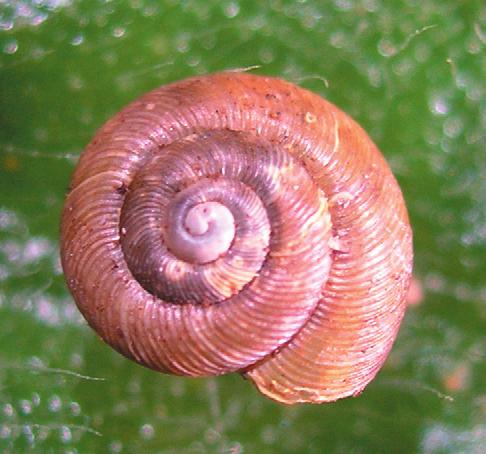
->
61;72;413;404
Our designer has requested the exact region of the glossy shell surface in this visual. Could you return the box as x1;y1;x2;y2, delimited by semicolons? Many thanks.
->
61;72;413;404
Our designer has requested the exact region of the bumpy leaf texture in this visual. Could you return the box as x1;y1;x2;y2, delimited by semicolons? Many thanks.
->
0;1;484;452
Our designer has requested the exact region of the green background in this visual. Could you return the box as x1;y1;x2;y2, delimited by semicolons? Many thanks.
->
0;1;485;452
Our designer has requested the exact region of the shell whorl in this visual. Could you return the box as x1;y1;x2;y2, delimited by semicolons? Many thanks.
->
60;72;413;404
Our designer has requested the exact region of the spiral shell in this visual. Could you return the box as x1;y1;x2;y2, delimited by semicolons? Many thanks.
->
60;72;413;404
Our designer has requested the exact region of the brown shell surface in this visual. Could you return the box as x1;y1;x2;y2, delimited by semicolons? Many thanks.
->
60;72;413;404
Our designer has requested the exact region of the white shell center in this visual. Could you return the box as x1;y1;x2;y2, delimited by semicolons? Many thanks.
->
181;201;235;264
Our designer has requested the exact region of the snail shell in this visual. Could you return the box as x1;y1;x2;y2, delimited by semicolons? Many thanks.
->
60;72;413;404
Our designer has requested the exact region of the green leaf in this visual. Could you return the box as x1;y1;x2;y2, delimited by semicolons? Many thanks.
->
1;1;484;452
